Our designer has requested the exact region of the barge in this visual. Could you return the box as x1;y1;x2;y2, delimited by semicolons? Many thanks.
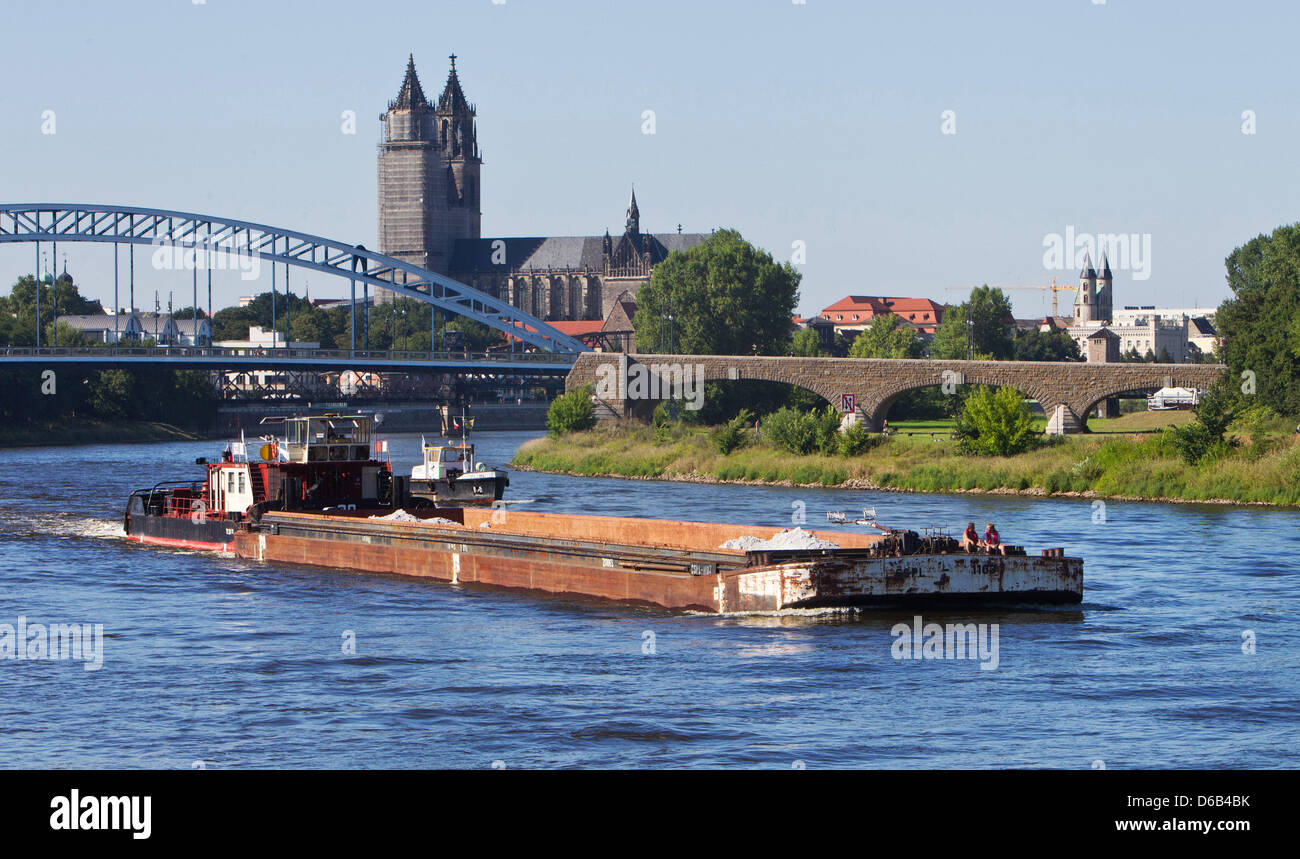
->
239;507;1083;612
124;413;1084;612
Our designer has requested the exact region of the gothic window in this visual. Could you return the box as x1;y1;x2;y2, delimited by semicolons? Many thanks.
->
550;278;565;319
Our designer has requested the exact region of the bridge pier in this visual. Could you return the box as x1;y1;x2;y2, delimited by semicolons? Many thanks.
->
1045;405;1084;435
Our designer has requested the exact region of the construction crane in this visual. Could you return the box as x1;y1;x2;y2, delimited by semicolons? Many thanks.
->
946;277;1077;318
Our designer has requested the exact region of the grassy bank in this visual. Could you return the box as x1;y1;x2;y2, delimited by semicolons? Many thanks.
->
513;419;1300;507
0;420;204;448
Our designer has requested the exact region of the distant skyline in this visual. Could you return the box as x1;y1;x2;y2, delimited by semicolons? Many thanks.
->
2;0;1297;319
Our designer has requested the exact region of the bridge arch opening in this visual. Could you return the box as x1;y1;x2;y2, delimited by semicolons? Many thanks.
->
690;377;833;425
1075;384;1187;429
868;378;1056;433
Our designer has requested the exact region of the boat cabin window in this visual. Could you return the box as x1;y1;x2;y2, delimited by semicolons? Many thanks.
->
278;415;375;463
238;471;247;494
227;471;236;493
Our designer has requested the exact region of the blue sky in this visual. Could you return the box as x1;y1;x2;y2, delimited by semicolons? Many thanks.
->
2;0;1297;318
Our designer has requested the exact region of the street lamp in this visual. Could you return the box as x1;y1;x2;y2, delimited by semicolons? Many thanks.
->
966;307;974;361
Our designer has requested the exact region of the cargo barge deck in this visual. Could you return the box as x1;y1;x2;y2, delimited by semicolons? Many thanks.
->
234;507;1084;613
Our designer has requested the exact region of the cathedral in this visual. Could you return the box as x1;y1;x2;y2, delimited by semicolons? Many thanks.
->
1064;251;1189;363
377;55;707;327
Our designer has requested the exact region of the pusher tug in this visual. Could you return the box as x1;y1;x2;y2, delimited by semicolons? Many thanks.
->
123;414;1083;612
408;413;510;506
124;414;394;552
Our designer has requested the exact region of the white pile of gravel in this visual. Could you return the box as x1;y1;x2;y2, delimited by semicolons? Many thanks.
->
720;528;841;552
369;510;462;525
369;509;419;522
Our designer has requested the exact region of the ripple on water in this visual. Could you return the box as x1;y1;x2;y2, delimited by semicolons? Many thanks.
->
2;431;1299;768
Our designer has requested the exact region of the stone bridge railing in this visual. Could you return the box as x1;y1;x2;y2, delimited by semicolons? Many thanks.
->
566;353;1227;433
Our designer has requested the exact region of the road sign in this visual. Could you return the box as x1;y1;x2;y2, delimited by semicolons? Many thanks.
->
840;393;856;413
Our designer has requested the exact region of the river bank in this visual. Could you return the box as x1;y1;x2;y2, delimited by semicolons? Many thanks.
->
512;421;1300;507
0;420;204;448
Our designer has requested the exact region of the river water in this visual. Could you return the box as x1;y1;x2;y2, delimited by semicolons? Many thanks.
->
1;430;1296;769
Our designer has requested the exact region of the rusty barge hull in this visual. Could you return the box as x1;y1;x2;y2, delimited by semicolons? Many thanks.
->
231;509;1083;613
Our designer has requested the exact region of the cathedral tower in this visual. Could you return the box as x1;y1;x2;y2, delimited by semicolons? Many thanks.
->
1073;251;1098;324
377;54;482;275
1096;251;1113;323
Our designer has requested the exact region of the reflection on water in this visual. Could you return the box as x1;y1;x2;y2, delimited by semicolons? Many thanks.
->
0;430;1297;768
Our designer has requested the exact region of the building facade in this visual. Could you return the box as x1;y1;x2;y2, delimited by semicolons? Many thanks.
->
818;296;945;338
376;56;706;324
1064;252;1190;363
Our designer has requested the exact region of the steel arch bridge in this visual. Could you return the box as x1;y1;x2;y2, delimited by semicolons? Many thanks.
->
0;203;589;355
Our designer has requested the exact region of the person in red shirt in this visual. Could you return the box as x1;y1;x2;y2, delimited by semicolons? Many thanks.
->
983;523;1002;555
961;522;979;553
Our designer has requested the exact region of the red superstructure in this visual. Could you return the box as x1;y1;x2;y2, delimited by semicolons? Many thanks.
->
124;415;394;551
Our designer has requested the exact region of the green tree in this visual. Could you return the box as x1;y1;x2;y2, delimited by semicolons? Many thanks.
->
290;313;324;345
1218;223;1300;416
1167;375;1242;465
954;385;1038;456
763;405;842;455
1;274;102;347
1013;328;1082;362
546;386;597;435
633;229;800;355
48;321;92;348
711;409;754;454
790;326;825;357
90;369;135;420
929;286;1015;360
446;317;496;352
847;313;923;358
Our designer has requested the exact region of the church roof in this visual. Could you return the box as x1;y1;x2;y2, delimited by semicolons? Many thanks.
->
602;298;637;333
1099;252;1112;278
391;54;429;111
449;233;708;273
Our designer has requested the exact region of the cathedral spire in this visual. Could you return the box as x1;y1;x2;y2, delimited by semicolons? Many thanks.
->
1079;250;1096;280
625;187;640;234
391;54;429;111
438;53;470;113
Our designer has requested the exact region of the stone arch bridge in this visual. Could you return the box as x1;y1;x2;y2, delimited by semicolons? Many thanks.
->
566;353;1227;433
